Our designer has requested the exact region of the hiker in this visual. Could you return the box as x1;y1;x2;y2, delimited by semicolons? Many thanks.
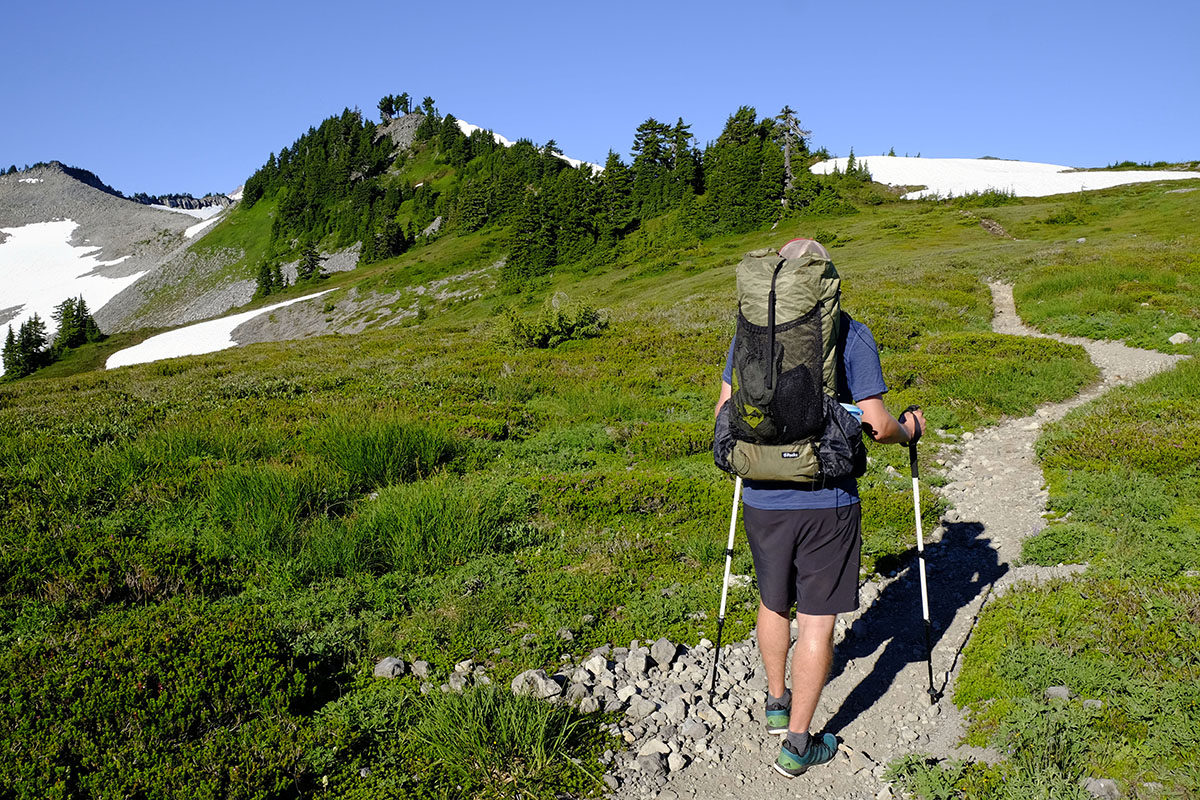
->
713;238;924;778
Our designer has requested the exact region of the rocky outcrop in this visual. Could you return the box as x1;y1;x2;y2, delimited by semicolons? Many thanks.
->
376;112;426;152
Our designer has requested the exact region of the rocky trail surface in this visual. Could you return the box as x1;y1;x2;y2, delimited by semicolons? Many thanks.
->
565;284;1187;800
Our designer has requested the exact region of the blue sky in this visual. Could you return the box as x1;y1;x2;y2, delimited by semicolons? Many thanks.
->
3;0;1196;196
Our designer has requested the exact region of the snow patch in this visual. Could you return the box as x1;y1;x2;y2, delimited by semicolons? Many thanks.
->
0;220;147;377
106;290;334;369
810;156;1200;199
150;204;226;220
456;119;603;172
18;177;43;184
185;215;222;238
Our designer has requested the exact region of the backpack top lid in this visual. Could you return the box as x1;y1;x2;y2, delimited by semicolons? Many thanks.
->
778;237;831;262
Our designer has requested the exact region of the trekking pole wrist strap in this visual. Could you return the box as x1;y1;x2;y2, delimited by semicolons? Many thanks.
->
901;405;923;447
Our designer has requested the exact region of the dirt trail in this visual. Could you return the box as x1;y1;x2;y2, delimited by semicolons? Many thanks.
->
641;284;1188;800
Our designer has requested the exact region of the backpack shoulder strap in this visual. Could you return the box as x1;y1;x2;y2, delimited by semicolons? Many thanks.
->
835;311;853;403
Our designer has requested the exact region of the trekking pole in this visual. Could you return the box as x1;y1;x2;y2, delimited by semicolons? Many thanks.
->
904;405;940;705
709;476;742;698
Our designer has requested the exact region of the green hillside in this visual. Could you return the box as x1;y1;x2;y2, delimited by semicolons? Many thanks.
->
1;99;1198;797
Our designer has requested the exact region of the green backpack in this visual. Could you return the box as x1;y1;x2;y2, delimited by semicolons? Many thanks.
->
714;240;866;483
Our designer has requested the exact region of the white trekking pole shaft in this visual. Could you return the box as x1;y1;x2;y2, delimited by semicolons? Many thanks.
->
904;405;939;704
709;476;742;697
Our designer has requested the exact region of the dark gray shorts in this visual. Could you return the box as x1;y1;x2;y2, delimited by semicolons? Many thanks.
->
742;503;861;616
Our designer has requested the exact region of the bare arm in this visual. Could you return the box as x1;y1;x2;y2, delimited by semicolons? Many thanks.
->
857;395;924;444
715;380;732;418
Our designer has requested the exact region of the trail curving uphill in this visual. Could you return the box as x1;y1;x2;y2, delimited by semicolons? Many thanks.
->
608;284;1188;800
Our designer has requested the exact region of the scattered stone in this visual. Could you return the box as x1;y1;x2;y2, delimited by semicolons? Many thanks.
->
637;739;671;757
635;753;667;778
372;656;406;679
667;752;688;773
511;669;562;700
1081;776;1121;799
556;627;574;642
679;718;708;740
651;637;679;669
1045;685;1073;700
627;696;657;720
579;697;600;714
1169;332;1193;345
447;672;468;692
1083;698;1104;710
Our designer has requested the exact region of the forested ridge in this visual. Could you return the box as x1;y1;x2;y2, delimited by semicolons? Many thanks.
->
237;96;876;293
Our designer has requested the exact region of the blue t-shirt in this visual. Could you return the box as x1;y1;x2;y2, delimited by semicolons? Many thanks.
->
721;317;888;510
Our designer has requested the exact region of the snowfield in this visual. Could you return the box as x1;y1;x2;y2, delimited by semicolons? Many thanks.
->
106;290;334;370
0;220;146;377
811;155;1200;199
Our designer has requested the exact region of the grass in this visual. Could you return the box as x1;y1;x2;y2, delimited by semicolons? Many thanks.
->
3;178;1199;797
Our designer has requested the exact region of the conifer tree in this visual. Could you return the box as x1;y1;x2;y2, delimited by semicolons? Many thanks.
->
775;106;812;196
596;151;633;247
378;95;396;122
297;241;323;281
2;326;16;377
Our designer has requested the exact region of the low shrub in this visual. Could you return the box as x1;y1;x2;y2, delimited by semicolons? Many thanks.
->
0;599;325;798
493;293;608;349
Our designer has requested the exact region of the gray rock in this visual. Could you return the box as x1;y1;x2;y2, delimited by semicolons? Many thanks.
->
579;696;600;714
667;752;688;773
637;739;671;757
584;654;608;675
447;672;468;692
616;685;639;702
651;637;679;669
411;660;431;679
679;718;709;740
373;656;406;679
1169;332;1193;345
626;648;654;677
626;696;658;720
635;753;666;778
1081;777;1121;799
694;702;724;725
565;682;590;704
1083;698;1104;710
511;668;562;699
556;626;574;642
1045;685;1073;700
662;697;689;724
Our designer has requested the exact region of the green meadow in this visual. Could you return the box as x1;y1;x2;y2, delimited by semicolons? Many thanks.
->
3;176;1198;797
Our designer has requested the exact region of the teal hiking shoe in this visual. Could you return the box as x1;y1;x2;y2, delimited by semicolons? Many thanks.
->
765;690;790;734
773;732;838;778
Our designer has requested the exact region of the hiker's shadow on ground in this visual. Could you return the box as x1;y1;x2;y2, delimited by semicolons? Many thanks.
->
822;520;1006;735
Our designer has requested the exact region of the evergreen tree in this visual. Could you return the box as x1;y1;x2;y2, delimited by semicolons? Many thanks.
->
596;151;633;247
421;96;436;117
297;241;323;281
2;326;16;377
506;190;555;286
775;106;812;196
378;95;396;122
6;315;49;378
397;92;412;114
630;118;672;216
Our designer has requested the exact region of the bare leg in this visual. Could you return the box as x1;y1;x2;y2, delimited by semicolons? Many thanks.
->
756;602;792;698
790;612;835;733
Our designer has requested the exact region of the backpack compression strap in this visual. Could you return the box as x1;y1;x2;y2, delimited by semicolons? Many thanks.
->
765;258;787;391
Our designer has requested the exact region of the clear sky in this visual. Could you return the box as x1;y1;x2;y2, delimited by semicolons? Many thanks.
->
3;0;1196;196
